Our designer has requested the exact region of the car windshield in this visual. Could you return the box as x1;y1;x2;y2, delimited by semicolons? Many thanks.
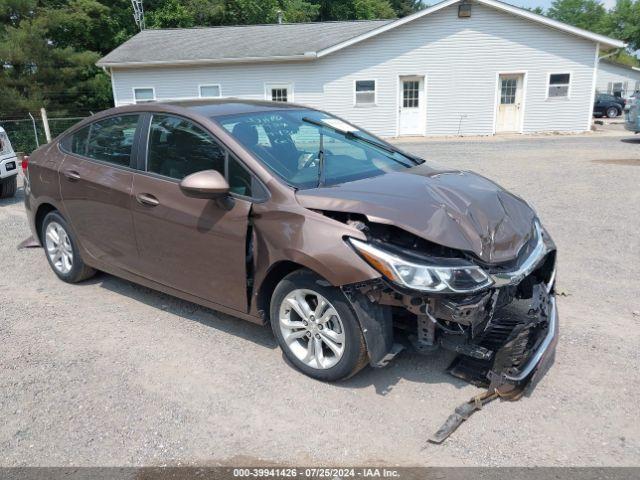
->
216;109;422;189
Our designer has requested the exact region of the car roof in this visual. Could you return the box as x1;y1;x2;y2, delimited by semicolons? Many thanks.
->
153;99;309;118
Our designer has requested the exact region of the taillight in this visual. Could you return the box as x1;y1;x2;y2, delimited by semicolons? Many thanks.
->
21;155;29;174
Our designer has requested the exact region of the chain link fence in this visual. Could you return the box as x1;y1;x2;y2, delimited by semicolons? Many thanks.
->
0;115;89;154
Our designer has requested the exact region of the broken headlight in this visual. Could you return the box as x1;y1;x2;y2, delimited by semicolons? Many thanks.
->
348;238;494;293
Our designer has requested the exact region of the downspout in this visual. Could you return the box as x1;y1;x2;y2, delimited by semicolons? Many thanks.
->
101;66;119;108
598;48;621;64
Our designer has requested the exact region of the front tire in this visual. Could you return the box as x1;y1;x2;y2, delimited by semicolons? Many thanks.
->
0;176;17;198
41;211;96;283
270;270;368;381
606;106;619;118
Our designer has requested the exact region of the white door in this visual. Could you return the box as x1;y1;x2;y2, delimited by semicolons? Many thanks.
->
399;76;425;135
496;74;524;133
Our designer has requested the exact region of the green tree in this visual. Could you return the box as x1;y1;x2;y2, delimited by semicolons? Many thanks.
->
605;0;640;51
0;0;120;117
354;0;395;19
281;0;320;22
527;6;546;14
389;0;424;17
547;0;608;33
314;0;396;20
147;0;197;28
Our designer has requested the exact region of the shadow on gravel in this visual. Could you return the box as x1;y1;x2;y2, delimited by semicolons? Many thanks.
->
338;349;468;396
77;272;278;350
620;137;640;144
76;274;473;397
0;185;24;207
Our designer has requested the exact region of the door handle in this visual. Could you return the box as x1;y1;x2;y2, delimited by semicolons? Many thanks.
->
63;170;81;181
136;193;160;207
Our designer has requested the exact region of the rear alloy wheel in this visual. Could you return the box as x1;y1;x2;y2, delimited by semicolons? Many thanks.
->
270;270;368;381
45;221;74;275
41;211;96;283
606;106;619;118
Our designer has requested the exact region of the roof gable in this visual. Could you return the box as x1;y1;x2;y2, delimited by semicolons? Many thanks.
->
317;0;625;57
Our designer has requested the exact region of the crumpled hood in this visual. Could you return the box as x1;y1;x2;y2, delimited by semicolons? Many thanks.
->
296;164;537;264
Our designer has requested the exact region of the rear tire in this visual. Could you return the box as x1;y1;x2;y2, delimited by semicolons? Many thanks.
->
606;106;619;118
270;270;368;382
41;211;96;283
0;176;17;198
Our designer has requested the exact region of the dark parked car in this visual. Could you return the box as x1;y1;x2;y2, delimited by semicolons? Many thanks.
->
593;93;626;118
23;100;558;386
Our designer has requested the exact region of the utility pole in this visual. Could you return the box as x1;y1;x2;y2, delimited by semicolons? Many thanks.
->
131;0;145;31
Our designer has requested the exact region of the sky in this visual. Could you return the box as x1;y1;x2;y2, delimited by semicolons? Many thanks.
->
508;0;617;10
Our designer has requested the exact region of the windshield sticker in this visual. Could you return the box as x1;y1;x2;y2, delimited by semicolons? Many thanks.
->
320;118;359;132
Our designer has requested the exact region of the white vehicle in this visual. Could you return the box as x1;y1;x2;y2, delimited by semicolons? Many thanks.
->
0;126;19;198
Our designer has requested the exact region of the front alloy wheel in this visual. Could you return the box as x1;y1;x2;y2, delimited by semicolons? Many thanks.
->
606;106;619;118
279;289;345;369
270;270;368;381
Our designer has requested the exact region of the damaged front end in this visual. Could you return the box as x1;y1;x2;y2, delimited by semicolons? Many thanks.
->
340;214;558;404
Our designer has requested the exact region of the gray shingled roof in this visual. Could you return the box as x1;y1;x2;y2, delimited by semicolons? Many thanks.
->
97;20;392;67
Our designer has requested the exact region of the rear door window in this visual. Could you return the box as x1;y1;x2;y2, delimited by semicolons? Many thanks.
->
65;115;139;167
83;115;139;167
70;125;90;156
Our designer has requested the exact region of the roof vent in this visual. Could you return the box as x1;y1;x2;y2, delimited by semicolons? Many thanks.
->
458;2;472;17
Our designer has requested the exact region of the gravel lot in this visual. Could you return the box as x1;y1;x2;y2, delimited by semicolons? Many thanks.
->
1;131;639;467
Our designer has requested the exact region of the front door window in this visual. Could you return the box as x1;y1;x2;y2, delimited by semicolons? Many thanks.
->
500;79;517;105
403;81;420;108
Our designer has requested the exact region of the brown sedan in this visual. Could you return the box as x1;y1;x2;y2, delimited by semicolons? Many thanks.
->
23;100;558;384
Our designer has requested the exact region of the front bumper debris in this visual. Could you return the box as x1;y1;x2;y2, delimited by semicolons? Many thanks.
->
342;220;558;443
430;290;558;444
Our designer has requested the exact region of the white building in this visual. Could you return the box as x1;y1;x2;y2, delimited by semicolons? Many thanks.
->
596;59;640;100
98;0;624;137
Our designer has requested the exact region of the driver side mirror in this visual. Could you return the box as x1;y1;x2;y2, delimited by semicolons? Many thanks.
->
179;170;230;199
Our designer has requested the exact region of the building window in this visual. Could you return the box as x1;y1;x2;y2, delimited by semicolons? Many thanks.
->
199;85;221;98
612;82;624;98
547;73;570;98
271;88;288;102
265;84;291;102
355;80;376;106
133;87;155;103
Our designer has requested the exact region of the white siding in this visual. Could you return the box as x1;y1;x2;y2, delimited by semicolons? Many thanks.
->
111;3;598;136
596;61;640;98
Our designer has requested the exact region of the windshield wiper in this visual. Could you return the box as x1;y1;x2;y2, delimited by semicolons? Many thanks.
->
316;128;325;188
302;117;327;187
301;117;416;168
